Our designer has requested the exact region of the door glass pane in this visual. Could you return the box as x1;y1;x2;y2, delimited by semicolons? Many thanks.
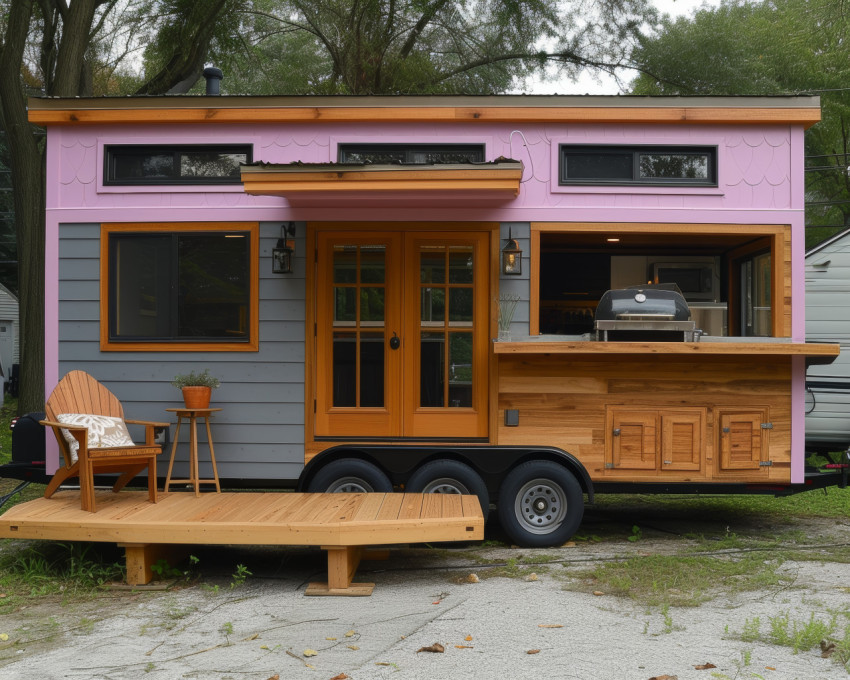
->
752;253;771;336
448;288;473;323
448;247;473;283
333;247;357;283
360;288;385;324
335;288;356;323
360;246;386;283
333;332;356;407
420;331;445;407
449;332;473;407
420;247;445;283
421;288;445;323
360;332;384;407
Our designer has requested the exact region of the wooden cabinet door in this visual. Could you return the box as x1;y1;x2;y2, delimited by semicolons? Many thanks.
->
661;411;704;471
718;410;768;471
610;411;658;470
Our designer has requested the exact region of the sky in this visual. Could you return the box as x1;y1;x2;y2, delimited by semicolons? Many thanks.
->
525;0;722;94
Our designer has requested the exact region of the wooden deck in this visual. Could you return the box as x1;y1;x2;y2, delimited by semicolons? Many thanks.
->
0;491;485;595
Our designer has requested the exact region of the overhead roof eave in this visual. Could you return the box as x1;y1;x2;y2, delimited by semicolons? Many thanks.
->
27;94;822;129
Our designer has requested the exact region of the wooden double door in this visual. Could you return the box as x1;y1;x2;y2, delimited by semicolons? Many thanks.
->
314;229;490;439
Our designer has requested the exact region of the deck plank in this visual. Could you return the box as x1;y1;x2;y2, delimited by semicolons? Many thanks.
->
0;491;485;548
462;494;483;519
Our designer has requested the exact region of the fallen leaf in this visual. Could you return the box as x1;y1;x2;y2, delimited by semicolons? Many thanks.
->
537;624;563;628
329;675;349;680
303;649;318;657
326;637;337;641
648;676;677;680
345;630;357;637
821;640;836;658
561;541;576;548
266;675;279;680
467;573;480;583
765;667;776;671
527;649;540;655
347;645;359;651
432;601;441;605
526;573;538;582
0;634;7;642
694;663;716;670
375;662;392;666
260;645;269;650
464;635;473;641
416;643;445;653
455;645;474;649
306;664;315;670
592;591;605;596
245;633;259;641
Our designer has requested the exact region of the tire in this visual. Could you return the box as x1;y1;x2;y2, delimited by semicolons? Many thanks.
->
306;458;393;493
406;459;490;521
497;460;584;548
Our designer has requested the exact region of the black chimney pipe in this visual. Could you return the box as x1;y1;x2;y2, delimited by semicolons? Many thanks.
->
203;66;223;95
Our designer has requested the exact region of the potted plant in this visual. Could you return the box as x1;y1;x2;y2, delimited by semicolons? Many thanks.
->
172;369;220;409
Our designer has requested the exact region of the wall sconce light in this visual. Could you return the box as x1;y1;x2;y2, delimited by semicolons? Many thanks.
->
272;223;296;274
501;227;522;276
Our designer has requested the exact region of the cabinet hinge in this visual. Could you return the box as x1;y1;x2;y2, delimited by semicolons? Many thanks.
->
612;428;621;437
761;422;773;429
759;461;773;467
605;463;615;469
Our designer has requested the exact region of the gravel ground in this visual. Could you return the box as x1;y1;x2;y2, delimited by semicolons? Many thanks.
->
3;508;850;680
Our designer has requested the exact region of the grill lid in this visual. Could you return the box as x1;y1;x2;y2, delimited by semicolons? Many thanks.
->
595;284;691;322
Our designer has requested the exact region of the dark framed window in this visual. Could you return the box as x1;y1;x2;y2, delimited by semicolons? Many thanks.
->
338;143;485;165
104;145;252;185
560;145;717;186
101;223;259;351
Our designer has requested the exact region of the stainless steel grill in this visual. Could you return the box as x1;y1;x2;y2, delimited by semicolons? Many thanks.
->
594;285;699;342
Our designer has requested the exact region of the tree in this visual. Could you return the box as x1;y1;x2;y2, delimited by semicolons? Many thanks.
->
629;0;850;248
213;0;655;95
0;0;241;413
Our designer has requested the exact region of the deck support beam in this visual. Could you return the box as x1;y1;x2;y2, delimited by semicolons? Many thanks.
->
305;545;376;596
119;543;188;585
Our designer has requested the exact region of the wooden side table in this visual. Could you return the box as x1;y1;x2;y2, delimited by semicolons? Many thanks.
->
164;408;222;496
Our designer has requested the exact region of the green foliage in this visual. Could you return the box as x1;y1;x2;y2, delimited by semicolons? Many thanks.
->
0;395;17;466
629;0;850;248
171;369;221;389
215;0;655;95
230;563;252;588
627;525;642;542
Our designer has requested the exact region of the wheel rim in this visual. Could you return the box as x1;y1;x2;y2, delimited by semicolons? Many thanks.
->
421;477;471;494
514;478;568;535
326;477;373;493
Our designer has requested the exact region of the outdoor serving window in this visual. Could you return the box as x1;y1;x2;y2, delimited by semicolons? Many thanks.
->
338;143;485;164
104;145;252;185
100;223;259;351
559;145;717;186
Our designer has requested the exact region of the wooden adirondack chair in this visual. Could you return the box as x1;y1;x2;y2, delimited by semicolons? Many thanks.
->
41;371;169;512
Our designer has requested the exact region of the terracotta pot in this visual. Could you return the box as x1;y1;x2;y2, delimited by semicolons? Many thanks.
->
181;386;211;409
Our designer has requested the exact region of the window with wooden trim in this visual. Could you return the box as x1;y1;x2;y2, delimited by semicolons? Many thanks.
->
104;145;251;185
559;145;717;186
100;223;259;351
338;143;485;165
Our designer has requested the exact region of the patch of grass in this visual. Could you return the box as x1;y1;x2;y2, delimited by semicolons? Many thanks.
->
0;541;124;607
568;553;789;607
0;395;16;465
460;557;550;581
732;610;850;671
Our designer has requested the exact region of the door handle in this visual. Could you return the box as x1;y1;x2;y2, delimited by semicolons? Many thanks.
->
389;332;401;350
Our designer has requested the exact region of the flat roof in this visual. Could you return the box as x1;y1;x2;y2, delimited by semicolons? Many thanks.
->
27;94;821;128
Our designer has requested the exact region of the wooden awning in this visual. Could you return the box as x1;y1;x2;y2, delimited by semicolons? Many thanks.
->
240;160;523;202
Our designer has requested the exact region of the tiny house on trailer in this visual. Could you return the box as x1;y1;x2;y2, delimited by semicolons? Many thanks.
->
30;94;840;547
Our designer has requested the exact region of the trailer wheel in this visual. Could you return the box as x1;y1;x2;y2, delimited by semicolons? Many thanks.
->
306;458;393;493
406;459;490;520
497;461;583;547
